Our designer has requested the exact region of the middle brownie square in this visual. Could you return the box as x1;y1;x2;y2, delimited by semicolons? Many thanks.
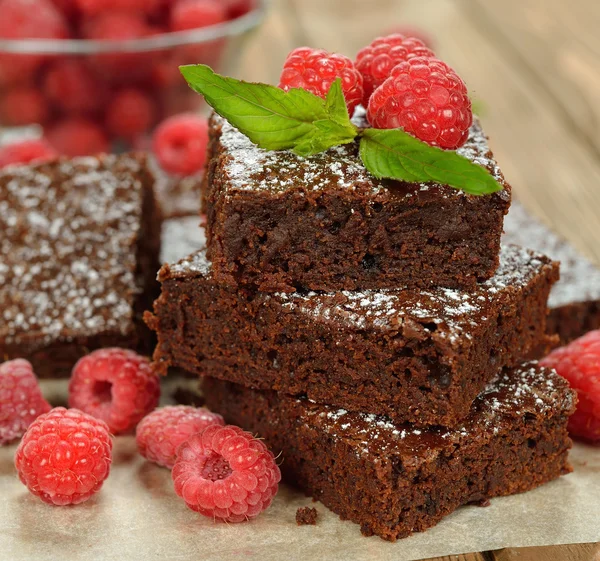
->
147;240;558;428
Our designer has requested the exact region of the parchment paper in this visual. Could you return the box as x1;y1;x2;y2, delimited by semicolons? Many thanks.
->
0;379;598;561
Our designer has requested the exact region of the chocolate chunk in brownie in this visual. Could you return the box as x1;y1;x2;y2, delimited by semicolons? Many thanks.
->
296;506;318;526
201;113;511;293
202;362;575;541
503;200;600;344
147;240;558;427
0;153;161;378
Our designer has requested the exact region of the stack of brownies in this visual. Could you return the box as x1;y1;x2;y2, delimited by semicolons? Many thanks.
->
148;114;577;541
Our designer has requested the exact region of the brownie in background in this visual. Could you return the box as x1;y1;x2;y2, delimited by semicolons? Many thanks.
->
0;153;161;378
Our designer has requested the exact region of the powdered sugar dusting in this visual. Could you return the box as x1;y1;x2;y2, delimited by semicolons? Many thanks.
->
301;362;574;457
161;216;207;265
275;245;553;345
0;154;148;350
215;115;508;200
503;201;600;308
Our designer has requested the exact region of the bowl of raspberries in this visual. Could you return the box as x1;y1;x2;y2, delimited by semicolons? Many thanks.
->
0;0;265;156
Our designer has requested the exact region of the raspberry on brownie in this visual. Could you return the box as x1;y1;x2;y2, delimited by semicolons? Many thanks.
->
201;112;511;293
0;153;161;378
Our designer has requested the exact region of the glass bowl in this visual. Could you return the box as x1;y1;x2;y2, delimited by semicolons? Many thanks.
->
0;0;266;154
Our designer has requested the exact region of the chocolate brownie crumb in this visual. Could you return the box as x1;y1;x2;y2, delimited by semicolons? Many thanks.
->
296;507;318;526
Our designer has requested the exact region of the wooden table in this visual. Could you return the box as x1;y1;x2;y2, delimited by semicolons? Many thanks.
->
237;1;600;559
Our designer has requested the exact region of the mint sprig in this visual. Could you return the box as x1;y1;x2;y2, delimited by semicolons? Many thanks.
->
180;65;357;157
181;65;502;196
360;128;500;196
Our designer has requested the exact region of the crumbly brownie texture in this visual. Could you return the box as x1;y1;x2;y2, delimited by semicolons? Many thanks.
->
202;363;575;541
296;506;318;526
504;201;600;344
148;242;558;427
160;215;207;265
0;153;161;378
201;113;511;293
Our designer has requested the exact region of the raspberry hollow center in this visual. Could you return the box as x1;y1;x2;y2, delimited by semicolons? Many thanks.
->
201;452;233;481
92;381;113;404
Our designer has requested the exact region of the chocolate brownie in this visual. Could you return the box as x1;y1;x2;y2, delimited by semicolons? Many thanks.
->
504;201;600;344
202;113;511;293
150;157;202;219
147;241;558;427
202;362;576;541
0;153;161;378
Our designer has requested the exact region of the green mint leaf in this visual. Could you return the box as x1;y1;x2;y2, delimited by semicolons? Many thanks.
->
180;64;357;156
359;128;502;195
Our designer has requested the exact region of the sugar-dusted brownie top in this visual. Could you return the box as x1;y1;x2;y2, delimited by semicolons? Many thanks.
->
299;363;574;457
504;201;600;309
213;112;510;202
0;153;151;352
165;243;554;348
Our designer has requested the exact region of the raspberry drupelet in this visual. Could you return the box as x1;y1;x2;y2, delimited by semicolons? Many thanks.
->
136;405;224;469
355;33;435;107
541;329;600;443
15;407;112;505
0;359;51;445
68;348;160;434
279;47;364;116
172;424;281;522
366;56;473;150
0;139;58;169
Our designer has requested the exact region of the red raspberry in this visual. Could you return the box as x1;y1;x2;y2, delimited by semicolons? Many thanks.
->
152;113;208;176
84;12;154;83
279;47;364;116
355;34;435;106
0;359;51;445
367;56;473;150
172;424;281;522
106;88;156;141
43;59;105;115
223;0;252;18
541;330;600;443
136;406;224;469
75;0;159;15
0;87;49;126
15;407;112;505
46;118;109;157
0;139;58;169
68;348;160;434
170;0;227;32
0;0;69;40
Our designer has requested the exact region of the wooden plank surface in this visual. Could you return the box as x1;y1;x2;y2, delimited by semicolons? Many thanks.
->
238;1;600;560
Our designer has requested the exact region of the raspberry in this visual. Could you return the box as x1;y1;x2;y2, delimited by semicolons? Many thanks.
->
152;113;208;176
541;330;600;443
69;348;160;434
0;0;69;40
75;0;159;15
0;359;51;445
0;139;58;169
223;0;252;18
15;407;112;505
170;0;227;32
172;424;281;522
106;88;156;140
355;33;435;106
367;56;473;150
43;59;105;115
279;47;364;116
136;406;224;469
46;118;109;157
0;87;49;126
84;12;154;83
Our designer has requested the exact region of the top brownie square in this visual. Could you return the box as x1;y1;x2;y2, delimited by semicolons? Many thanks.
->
203;113;511;292
0;153;161;378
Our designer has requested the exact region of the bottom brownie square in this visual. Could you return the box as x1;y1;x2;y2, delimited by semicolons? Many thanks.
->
202;362;575;541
